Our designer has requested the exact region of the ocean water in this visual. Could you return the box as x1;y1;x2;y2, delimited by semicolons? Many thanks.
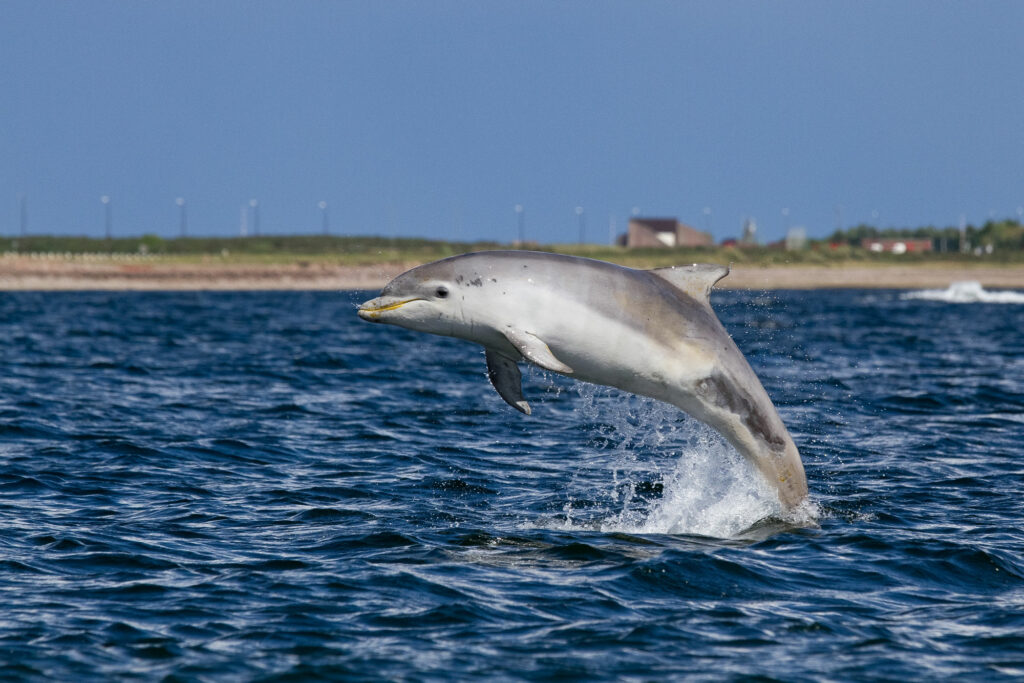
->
1;286;1023;680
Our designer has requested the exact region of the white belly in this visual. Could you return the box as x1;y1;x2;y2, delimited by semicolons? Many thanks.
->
540;317;714;405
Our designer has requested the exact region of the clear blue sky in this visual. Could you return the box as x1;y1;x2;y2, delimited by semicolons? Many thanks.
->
2;1;1022;244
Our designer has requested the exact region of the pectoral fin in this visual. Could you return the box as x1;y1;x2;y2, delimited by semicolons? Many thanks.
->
502;328;573;374
485;350;531;415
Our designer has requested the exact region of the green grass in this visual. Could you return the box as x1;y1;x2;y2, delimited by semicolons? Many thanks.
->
3;233;1023;267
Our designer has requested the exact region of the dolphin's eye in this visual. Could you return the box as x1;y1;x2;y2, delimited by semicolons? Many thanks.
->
435;286;449;299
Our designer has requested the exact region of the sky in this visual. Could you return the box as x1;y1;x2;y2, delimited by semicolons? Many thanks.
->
2;1;1022;245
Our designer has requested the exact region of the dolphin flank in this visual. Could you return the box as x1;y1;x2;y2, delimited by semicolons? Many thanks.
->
358;250;808;510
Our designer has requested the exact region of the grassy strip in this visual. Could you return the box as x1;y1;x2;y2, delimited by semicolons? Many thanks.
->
4;233;1024;267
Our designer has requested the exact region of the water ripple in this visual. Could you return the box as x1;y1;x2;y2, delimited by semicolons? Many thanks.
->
1;289;1023;679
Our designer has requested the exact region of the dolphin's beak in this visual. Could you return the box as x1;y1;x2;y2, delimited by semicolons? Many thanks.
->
357;297;420;321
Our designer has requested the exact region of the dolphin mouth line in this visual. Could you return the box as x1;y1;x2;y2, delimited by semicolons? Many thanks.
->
359;298;421;315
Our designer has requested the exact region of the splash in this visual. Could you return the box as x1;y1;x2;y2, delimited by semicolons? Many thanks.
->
599;429;780;538
548;383;807;539
903;281;1024;304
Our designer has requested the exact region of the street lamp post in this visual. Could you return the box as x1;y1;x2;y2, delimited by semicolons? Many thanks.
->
514;205;524;244
250;199;260;236
576;206;585;244
101;195;111;239
319;201;329;235
18;194;26;235
176;197;187;237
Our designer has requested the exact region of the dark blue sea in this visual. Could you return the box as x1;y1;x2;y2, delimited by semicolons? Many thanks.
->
2;285;1023;680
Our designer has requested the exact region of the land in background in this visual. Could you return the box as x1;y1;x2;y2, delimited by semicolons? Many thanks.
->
2;234;1023;290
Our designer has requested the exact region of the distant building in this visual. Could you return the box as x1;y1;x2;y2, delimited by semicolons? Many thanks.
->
785;227;807;251
864;239;933;254
625;217;713;248
740;218;758;246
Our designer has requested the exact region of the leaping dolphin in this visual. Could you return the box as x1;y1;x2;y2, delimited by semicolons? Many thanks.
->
358;251;808;510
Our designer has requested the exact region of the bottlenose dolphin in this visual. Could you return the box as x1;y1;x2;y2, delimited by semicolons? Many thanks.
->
358;251;808;510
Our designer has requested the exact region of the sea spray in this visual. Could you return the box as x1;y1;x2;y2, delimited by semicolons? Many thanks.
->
541;380;784;538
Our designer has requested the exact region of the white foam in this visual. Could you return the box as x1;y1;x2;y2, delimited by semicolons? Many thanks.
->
600;432;781;538
903;281;1024;304
544;385;805;539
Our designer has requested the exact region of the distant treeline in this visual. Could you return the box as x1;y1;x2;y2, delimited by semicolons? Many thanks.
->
4;220;1024;265
827;218;1024;250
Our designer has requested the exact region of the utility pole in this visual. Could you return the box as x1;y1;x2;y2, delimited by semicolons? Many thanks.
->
515;204;524;244
576;205;585;244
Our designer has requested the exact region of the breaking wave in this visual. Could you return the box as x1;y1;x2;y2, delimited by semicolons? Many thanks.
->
903;281;1024;304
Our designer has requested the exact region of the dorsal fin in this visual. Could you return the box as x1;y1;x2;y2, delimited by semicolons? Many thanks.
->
648;263;730;304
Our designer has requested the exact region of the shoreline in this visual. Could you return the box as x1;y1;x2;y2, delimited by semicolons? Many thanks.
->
2;255;1023;291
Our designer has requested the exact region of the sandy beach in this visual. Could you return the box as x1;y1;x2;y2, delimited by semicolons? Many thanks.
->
2;254;1023;291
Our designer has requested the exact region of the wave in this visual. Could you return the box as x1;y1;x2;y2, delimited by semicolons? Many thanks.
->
903;281;1024;304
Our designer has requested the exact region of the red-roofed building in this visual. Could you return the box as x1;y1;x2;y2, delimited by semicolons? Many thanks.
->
625;217;713;248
